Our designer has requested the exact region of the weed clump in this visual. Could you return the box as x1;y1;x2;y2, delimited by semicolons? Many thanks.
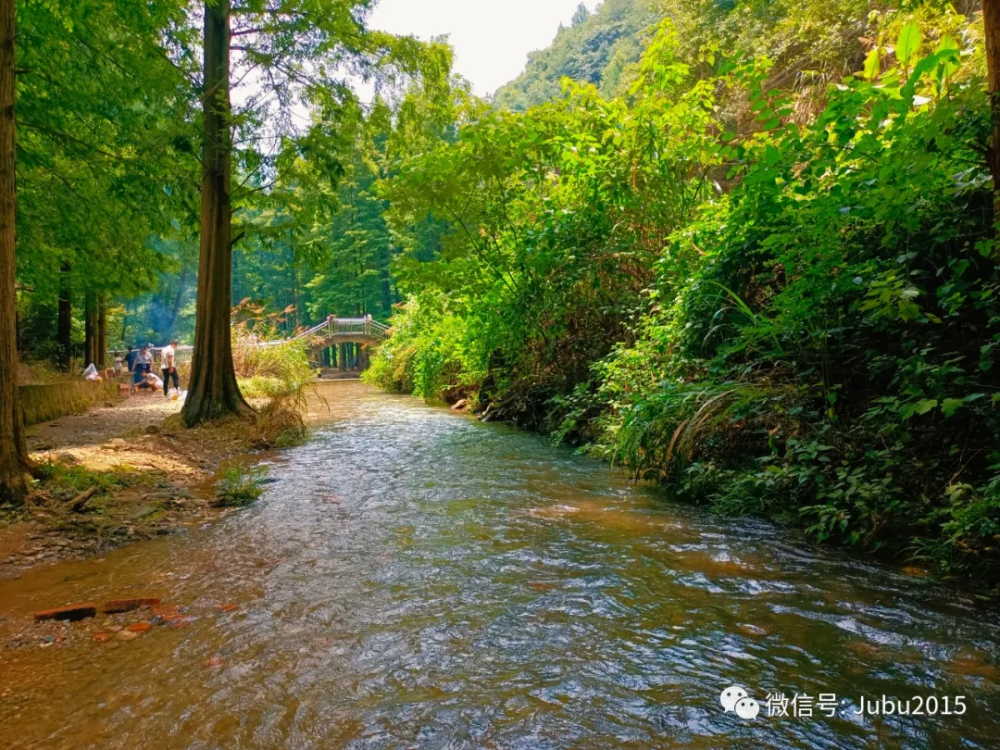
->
213;465;269;508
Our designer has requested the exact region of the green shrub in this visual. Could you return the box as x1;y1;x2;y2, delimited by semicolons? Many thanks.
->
213;465;269;508
364;292;482;401
594;11;1000;576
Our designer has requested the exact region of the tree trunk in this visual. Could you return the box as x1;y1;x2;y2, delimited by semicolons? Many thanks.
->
0;0;29;505
57;262;72;370
379;241;392;317
166;267;188;336
182;0;250;426
97;294;107;370
985;0;1000;228
120;300;129;343
84;290;98;367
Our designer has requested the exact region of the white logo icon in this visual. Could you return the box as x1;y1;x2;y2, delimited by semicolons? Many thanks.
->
721;686;760;720
720;686;748;713
735;697;761;719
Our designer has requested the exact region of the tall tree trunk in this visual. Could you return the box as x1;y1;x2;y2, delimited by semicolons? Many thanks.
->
120;300;129;343
0;0;29;505
57;262;72;370
379;241;392;318
166;267;188;336
97;294;107;370
183;0;250;426
84;290;98;367
985;0;1000;228
291;254;300;332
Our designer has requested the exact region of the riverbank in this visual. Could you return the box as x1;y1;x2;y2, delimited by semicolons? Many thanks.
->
371;378;999;591
0;391;306;581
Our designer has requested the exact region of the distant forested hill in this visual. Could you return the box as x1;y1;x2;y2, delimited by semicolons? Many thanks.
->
494;0;881;111
494;0;659;110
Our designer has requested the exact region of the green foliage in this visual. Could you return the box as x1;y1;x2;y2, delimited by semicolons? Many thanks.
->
370;4;1000;581
363;293;479;400
13;0;453;364
213;465;269;508
14;0;198;361
595;7;1000;576
495;0;661;109
494;0;883;111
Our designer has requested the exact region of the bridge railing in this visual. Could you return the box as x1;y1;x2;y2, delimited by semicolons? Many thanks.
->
289;317;389;343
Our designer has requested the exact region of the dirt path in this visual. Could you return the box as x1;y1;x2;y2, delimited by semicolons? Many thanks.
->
0;393;270;580
27;393;183;452
25;394;217;481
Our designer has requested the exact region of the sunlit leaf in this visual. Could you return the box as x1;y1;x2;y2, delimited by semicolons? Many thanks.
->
896;21;921;64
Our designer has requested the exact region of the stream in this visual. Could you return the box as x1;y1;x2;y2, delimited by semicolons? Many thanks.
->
1;381;999;749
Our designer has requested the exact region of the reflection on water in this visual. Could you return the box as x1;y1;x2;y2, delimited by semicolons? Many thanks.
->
1;382;999;749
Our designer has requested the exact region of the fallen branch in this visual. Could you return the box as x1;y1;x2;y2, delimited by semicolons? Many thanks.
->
68;487;100;513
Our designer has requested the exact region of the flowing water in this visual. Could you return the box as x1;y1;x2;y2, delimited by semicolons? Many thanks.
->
2;382;1000;750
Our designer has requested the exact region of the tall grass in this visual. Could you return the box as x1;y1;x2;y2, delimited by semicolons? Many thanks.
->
231;322;314;401
230;317;314;448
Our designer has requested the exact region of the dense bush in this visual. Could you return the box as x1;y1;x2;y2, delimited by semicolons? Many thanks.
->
371;6;1000;579
363;293;480;401
595;14;1000;577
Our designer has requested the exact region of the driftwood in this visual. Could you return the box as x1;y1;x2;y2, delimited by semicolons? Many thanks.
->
68;486;99;513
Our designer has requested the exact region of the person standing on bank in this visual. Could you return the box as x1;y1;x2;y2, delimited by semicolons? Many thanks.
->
124;345;139;372
161;339;180;397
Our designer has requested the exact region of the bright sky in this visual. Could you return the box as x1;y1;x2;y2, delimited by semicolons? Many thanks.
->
368;0;600;97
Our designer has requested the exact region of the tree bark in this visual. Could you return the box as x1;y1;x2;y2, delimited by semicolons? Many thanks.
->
166;267;188;336
379;241;392;317
985;0;1000;227
120;301;129;343
84;289;98;368
182;0;250;426
0;0;29;505
57;262;72;370
97;294;107;370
